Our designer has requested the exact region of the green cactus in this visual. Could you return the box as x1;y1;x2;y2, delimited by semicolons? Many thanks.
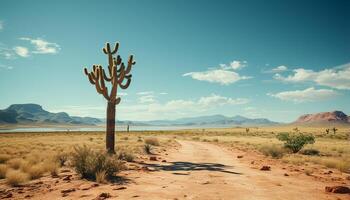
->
83;42;136;153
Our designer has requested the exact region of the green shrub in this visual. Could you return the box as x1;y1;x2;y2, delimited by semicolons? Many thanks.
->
145;138;160;146
277;132;315;153
71;145;124;180
300;149;320;156
259;144;285;158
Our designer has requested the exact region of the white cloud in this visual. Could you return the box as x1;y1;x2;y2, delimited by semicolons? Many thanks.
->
20;37;60;54
272;65;288;72
0;64;13;70
183;69;251;85
138;95;156;104
49;105;105;118
136;91;153;95
159;92;168;95
274;63;350;90
119;94;249;120
13;46;29;57
118;92;128;96
268;87;338;103
184;60;250;85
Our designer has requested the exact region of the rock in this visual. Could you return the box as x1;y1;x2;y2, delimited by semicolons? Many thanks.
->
94;192;111;200
114;186;127;190
237;155;243;158
251;161;255;164
3;192;13;198
62;175;72;181
325;186;350;194
91;183;100;187
61;188;76;194
24;194;33;198
150;156;157;161
141;166;149;171
284;173;289;176
60;169;71;173
346;176;350;181
260;166;271;171
162;160;167;162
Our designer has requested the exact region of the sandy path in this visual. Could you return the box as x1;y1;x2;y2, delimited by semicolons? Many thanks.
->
115;140;344;200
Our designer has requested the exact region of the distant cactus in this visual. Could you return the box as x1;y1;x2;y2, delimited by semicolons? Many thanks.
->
293;127;299;133
332;127;338;134
83;42;136;153
127;124;130;133
246;128;249;134
325;128;330;134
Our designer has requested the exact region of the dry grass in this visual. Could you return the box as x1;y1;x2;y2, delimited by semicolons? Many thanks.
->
259;144;285;158
95;170;107;184
5;169;29;186
145;137;160;146
0;154;10;163
0;164;8;179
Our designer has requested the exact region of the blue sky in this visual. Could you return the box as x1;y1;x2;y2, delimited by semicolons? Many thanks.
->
0;0;349;122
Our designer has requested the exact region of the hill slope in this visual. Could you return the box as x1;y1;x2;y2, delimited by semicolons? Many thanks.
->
0;104;102;125
293;111;349;125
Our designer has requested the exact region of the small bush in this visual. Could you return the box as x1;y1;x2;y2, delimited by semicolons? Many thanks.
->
259;145;285;158
137;136;143;142
27;164;45;179
144;144;152;154
145;138;160;146
55;152;68;167
122;137;129;141
71;145;124;180
0;164;8;179
95;170;107;184
300;149;320;156
5;169;29;186
6;158;25;169
0;154;11;164
117;150;134;162
277;132;315;153
212;138;219;142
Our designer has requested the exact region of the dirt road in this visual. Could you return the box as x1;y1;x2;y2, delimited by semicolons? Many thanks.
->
115;140;345;200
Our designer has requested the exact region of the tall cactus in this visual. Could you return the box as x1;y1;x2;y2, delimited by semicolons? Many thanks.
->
83;42;135;153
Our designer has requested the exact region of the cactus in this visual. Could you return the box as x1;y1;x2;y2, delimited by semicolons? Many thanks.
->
83;42;136;153
332;127;338;134
325;128;330;134
246;128;249;134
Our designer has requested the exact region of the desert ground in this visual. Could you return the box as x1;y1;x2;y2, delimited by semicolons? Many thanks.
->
0;126;349;200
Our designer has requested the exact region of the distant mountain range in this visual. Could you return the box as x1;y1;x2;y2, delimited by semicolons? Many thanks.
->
1;104;348;127
0;104;102;125
293;111;350;125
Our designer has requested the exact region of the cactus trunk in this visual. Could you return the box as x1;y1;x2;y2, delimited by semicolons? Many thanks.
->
106;101;116;154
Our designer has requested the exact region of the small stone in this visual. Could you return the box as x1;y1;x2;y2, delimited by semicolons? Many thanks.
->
3;193;13;198
61;188;76;194
95;192;111;200
237;155;243;158
150;156;157;161
62;175;72;181
284;173;289;176
162;160;167;162
325;186;350;194
260;166;271;171
114;186;127;190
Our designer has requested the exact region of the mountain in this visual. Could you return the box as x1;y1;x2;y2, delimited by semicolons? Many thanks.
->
0;104;102;125
293;111;350;125
137;114;279;126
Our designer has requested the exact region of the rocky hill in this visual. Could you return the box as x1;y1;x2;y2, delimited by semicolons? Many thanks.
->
293;111;349;125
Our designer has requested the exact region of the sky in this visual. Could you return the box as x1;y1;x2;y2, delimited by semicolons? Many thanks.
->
0;0;349;122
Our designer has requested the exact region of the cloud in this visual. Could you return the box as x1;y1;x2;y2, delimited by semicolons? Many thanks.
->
118;94;249;120
136;91;154;95
274;63;350;90
272;65;288;72
19;37;60;54
0;21;3;31
184;60;251;85
159;92;168;95
138;95;156;104
49;105;105;118
183;69;251;85
0;64;13;70
268;87;338;103
13;46;29;57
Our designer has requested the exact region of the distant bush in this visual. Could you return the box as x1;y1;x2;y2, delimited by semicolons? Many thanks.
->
6;158;25;170
71;145;124;180
277;132;315;153
117;150;135;162
0;164;8;179
259;144;285;158
0;154;10;164
212;138;219;142
5;169;29;186
300;149;320;156
145;138;160;146
144;144;152;154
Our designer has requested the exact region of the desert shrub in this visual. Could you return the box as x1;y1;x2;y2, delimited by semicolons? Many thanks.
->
259;144;285;158
300;149;320;156
117;150;134;162
5;169;29;186
192;137;200;141
0;154;11;164
0;164;8;179
55;152;69;167
27;164;45;179
145;138;160;146
43;161;59;176
277;132;315;153
71;145;124;180
212;138;219;142
144;144;152;154
122;136;129;140
137;136;143;142
6;158;25;169
95;170;107;184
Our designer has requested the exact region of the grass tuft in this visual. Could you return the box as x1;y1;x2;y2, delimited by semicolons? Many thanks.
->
145;138;160;146
5;169;29;186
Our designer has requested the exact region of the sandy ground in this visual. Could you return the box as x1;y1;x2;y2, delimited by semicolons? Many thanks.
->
1;140;348;200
